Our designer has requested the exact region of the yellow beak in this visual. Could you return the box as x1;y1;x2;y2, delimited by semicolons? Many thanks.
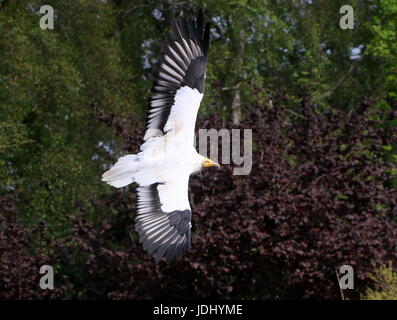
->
202;158;220;169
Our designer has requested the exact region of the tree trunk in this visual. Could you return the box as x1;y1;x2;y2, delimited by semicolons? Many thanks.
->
229;28;244;125
231;88;241;125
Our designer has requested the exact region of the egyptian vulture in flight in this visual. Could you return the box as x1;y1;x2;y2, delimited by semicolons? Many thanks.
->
102;12;219;263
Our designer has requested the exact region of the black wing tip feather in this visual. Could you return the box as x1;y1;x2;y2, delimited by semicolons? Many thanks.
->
194;10;210;57
202;21;210;56
178;11;210;57
135;184;192;264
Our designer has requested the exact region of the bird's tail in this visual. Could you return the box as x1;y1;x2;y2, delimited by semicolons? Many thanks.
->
101;154;139;188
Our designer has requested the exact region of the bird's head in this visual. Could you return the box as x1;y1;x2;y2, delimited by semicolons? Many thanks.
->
191;154;220;174
201;157;220;170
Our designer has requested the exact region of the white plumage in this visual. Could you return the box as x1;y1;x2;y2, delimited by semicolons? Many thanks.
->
102;12;219;263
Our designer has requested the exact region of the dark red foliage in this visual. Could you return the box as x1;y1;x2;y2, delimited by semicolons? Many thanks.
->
0;193;66;299
1;92;396;299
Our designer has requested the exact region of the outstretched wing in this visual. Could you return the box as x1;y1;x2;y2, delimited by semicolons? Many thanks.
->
144;11;210;142
135;173;192;263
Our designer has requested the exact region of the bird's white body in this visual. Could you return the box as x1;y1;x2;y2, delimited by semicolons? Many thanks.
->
102;87;205;213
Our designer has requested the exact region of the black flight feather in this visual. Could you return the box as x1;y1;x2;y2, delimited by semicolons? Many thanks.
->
144;11;211;141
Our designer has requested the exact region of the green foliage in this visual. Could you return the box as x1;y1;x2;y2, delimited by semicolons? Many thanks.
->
0;0;134;235
362;263;397;300
366;0;397;101
189;0;382;113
